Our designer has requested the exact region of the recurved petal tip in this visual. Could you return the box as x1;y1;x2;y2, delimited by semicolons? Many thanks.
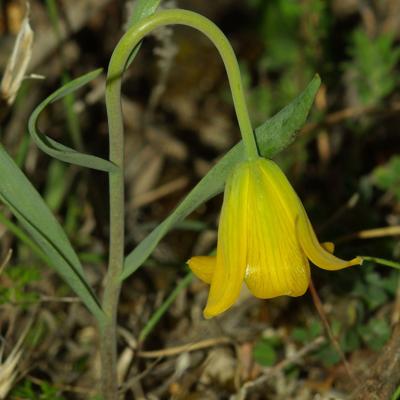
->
321;242;362;267
297;207;362;271
321;242;335;253
349;256;363;266
203;309;215;319
187;256;215;284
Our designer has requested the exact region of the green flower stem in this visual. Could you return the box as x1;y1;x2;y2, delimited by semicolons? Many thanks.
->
107;9;258;163
361;256;400;270
101;9;258;399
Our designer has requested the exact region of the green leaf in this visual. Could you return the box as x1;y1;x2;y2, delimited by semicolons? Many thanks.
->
309;320;323;338
291;327;309;343
358;318;391;351
253;339;278;366
44;160;69;211
341;329;361;352
0;144;104;321
125;0;162;67
314;343;341;367
122;74;321;280
344;30;400;106
28;68;117;173
127;0;162;28
372;155;400;201
291;320;322;343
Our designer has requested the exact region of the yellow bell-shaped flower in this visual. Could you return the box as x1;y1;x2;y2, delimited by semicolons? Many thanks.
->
188;158;362;318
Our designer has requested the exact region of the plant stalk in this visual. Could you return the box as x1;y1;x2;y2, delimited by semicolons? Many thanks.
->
100;41;126;400
99;155;124;397
100;9;258;399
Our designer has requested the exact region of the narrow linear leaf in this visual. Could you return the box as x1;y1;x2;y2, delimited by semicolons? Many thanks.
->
122;74;321;280
125;0;162;67
127;0;162;28
0;210;46;261
28;68;117;173
0;144;104;321
139;271;193;342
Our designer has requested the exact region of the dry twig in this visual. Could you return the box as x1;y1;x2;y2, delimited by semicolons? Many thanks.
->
309;279;359;384
337;225;400;243
137;336;233;359
301;101;400;135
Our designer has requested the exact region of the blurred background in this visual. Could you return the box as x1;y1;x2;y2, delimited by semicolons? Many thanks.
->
0;0;399;399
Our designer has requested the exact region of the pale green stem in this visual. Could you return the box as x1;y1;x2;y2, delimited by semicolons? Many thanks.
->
361;256;400;270
107;9;258;163
101;9;258;399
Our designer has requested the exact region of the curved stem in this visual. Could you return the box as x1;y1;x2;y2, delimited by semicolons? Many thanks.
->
107;9;258;162
101;9;258;399
361;256;400;270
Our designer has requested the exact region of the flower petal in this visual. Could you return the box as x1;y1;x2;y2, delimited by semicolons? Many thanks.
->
203;163;250;318
297;206;362;270
321;242;335;253
244;159;310;298
187;256;215;284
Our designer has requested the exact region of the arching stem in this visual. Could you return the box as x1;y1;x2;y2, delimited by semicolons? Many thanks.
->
107;9;258;163
101;9;258;399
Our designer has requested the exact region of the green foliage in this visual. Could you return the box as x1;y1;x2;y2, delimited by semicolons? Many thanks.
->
43;161;69;212
352;265;398;311
291;319;342;367
0;144;103;321
344;30;400;106
314;343;341;367
252;336;281;367
292;264;396;367
127;0;162;29
73;355;90;373
391;384;400;400
10;379;66;400
257;0;302;71
0;265;40;306
372;155;400;201
245;0;328;119
125;0;162;66
26;319;48;348
239;63;273;125
291;320;322;343
139;272;193;342
341;328;361;353
358;318;391;351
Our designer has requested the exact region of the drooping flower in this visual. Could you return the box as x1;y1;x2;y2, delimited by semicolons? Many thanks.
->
188;158;362;318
